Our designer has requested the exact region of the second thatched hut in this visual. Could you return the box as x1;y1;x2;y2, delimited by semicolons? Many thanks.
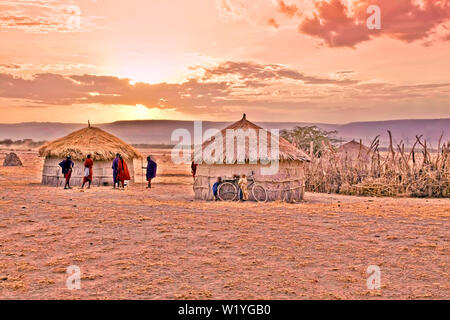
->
193;114;311;202
38;125;142;187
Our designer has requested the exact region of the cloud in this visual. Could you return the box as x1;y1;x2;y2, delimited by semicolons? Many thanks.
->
0;0;100;33
276;0;299;17
215;0;247;21
0;61;358;116
0;61;448;118
298;0;370;47
199;61;359;85
0;62;96;73
214;0;280;25
298;0;450;47
267;17;280;28
0;64;21;69
0;72;234;114
215;0;450;47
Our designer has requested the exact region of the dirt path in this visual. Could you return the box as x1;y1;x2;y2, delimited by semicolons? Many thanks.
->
0;152;448;299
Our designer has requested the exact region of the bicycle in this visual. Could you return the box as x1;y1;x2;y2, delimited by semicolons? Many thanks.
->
217;173;268;203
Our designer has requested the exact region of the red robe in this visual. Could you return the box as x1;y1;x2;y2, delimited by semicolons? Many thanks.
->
82;158;94;183
117;158;130;182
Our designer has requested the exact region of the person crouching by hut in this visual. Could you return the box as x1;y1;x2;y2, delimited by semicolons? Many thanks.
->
117;155;131;189
112;153;120;188
212;177;222;201
238;174;248;201
146;156;157;189
59;156;74;189
81;154;94;189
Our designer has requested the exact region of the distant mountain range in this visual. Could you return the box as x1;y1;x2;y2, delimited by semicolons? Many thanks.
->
0;118;449;148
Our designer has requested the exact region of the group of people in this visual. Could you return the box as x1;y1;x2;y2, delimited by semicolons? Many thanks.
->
58;154;157;190
111;153;131;189
59;154;248;200
212;174;248;201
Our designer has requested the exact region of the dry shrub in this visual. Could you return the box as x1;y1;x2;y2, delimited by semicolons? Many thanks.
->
305;132;450;198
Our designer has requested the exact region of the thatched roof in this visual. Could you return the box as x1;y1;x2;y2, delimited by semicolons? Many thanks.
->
197;114;311;163
337;139;371;160
39;126;142;161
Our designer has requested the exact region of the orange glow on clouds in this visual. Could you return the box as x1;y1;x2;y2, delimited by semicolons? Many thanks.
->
0;0;448;123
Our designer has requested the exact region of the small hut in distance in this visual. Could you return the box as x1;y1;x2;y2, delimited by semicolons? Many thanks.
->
337;139;371;162
3;152;23;167
39;125;142;187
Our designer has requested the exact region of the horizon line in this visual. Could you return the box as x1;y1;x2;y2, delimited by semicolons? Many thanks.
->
0;117;450;126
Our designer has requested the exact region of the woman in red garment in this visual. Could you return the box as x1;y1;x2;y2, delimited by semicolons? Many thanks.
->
81;154;94;189
117;155;130;189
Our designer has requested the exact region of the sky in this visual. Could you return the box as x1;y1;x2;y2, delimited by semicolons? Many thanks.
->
0;0;449;124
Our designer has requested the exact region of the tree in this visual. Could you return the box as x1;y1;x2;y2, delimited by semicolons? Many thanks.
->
281;126;341;156
0;139;13;146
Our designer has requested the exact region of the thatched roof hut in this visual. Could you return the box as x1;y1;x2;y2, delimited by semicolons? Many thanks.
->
199;114;311;163
39;126;142;187
337;139;371;162
39;126;141;161
194;114;311;202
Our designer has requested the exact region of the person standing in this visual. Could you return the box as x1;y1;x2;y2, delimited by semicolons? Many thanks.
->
191;161;198;180
112;153;120;188
146;156;157;189
81;154;94;189
117;155;130;189
59;156;74;189
238;174;248;201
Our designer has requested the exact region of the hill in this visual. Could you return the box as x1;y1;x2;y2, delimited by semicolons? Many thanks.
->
0;118;448;148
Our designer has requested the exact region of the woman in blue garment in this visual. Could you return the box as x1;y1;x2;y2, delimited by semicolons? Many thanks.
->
212;177;222;201
146;156;157;188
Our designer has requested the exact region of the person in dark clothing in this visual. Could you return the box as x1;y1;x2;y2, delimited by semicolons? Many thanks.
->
59;156;74;189
146;156;157;188
112;153;120;188
191;161;198;180
212;177;222;201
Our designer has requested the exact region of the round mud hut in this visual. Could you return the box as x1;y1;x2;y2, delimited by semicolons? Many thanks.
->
39;126;142;187
193;114;311;202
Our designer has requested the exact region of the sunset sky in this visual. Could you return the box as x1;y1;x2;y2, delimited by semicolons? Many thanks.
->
0;0;449;124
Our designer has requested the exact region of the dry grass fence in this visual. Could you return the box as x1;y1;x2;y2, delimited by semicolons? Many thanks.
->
304;132;450;198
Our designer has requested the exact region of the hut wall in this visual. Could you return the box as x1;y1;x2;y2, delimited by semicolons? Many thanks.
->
194;162;305;202
41;158;136;187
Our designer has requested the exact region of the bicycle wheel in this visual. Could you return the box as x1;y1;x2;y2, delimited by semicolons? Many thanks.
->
218;182;238;201
252;184;268;203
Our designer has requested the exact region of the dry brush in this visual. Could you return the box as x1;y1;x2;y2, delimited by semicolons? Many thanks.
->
304;132;450;198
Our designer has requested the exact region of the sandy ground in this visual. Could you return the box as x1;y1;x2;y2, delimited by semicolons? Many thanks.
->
0;150;449;299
